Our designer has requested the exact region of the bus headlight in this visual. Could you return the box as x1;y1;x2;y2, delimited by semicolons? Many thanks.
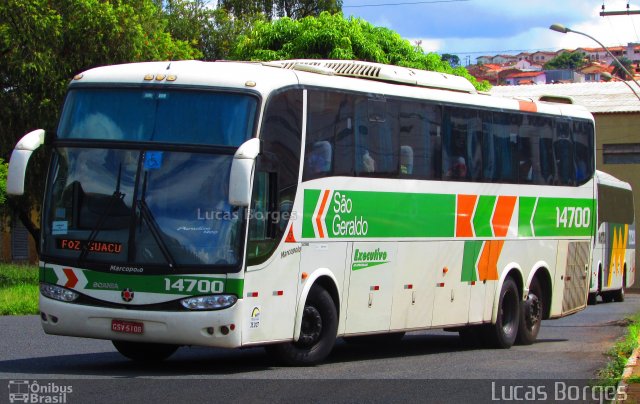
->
40;283;79;302
180;295;238;310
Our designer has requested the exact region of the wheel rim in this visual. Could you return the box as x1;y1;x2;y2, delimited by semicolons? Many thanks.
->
524;293;541;330
298;305;323;347
501;289;518;335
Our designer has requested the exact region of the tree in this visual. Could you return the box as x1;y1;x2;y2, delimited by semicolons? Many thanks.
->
232;12;489;91
0;158;7;207
162;0;264;60
611;56;634;80
0;0;200;231
543;52;587;70
441;53;460;67
219;0;342;20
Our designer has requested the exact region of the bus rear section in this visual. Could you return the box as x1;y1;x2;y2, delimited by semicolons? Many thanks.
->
588;170;636;304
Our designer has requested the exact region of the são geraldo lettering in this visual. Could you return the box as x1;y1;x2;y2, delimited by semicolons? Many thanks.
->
331;191;369;236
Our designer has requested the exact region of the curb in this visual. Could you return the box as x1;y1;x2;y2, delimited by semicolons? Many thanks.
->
618;337;640;402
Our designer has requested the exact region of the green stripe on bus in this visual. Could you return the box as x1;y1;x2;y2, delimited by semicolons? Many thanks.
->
42;267;244;297
473;196;496;237
302;189;321;238
461;241;483;282
322;190;456;238
518;197;536;237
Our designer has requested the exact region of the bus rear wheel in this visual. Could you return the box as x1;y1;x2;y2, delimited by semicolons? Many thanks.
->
112;340;178;362
483;277;520;349
613;270;626;302
265;285;338;366
516;278;543;345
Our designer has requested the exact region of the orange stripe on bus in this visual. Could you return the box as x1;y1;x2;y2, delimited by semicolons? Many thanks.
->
315;190;331;238
518;100;538;113
477;240;502;281
491;196;517;238
456;194;477;237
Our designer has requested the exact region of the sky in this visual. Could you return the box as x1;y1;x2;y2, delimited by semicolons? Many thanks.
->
341;0;640;65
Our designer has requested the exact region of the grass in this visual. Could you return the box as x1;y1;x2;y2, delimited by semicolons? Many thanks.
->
0;264;39;315
595;314;640;388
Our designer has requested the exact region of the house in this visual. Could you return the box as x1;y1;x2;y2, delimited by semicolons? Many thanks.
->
579;62;614;82
514;59;543;71
504;70;546;85
491;81;640;287
529;51;557;64
466;63;504;85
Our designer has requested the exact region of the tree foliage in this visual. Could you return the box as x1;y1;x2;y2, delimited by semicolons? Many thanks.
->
543;51;587;70
611;56;634;80
0;0;200;208
441;53;460;67
162;0;264;60
233;12;489;91
0;158;7;207
220;0;342;20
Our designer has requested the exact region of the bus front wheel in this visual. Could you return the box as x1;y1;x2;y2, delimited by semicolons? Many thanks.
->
112;340;178;362
265;285;338;366
483;277;520;349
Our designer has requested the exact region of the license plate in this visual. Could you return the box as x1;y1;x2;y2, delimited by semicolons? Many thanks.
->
111;319;144;334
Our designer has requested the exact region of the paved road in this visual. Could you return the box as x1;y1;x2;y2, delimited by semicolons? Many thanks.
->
1;294;639;403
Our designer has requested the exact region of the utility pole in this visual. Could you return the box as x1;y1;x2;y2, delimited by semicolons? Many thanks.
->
600;2;640;16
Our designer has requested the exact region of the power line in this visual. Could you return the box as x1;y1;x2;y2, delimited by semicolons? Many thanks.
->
343;0;469;8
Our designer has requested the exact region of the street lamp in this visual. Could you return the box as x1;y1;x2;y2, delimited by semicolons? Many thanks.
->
549;23;640;93
601;72;640;101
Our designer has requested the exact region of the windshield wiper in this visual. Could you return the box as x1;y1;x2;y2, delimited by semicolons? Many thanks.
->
78;164;125;264
135;171;177;269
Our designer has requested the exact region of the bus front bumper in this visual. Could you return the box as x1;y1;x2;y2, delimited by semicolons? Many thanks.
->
39;296;244;348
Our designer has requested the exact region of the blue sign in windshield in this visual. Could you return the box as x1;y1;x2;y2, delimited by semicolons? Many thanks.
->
58;88;257;146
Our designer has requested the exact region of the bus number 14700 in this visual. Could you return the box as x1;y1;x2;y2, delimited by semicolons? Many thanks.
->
164;278;225;293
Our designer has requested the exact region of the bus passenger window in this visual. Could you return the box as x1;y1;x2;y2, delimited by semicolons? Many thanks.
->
400;145;413;175
306;141;332;176
554;121;576;186
573;120;594;185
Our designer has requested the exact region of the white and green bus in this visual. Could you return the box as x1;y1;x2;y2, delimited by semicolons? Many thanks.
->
8;59;596;364
588;170;635;304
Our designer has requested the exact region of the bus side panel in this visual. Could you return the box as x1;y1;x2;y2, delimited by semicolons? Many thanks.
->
299;242;350;335
242;244;302;344
345;242;395;334
431;242;471;327
390;242;437;330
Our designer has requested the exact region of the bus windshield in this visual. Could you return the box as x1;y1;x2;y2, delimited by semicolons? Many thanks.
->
58;88;257;146
42;148;243;271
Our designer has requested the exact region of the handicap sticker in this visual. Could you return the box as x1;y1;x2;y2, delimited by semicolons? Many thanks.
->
144;151;164;170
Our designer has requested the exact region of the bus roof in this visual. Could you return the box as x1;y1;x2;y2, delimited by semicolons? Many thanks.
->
70;60;594;121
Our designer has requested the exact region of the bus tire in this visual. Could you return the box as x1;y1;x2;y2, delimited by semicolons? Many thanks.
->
112;340;178;362
483;277;520;349
516;278;543;345
265;285;338;366
587;293;597;305
613;271;626;302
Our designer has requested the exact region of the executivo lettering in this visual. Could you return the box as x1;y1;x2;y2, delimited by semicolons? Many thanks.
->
352;248;389;270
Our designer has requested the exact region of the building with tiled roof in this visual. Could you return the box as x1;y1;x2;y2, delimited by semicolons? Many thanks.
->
504;70;546;85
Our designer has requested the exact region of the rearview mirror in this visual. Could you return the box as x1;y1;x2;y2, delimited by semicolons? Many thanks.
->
229;138;261;206
7;129;45;195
